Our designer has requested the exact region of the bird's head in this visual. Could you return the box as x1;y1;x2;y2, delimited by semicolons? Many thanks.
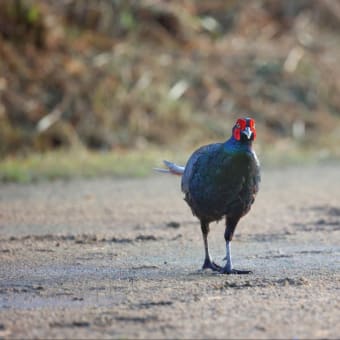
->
232;117;256;143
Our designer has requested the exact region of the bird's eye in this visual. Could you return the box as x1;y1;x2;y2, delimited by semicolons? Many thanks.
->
236;123;241;129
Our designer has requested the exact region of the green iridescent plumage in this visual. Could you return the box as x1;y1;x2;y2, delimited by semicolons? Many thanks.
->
180;117;260;274
182;138;260;223
157;117;260;274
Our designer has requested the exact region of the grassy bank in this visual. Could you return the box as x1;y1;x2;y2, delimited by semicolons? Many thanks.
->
0;143;338;183
0;149;166;182
2;1;340;160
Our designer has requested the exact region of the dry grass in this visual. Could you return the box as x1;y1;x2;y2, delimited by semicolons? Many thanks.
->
1;0;340;177
0;140;338;183
0;147;183;182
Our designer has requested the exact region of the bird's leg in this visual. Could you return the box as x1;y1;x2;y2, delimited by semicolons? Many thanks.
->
200;221;221;271
224;240;233;273
221;216;252;275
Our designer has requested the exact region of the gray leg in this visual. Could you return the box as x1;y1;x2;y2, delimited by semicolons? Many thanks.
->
224;240;233;273
201;221;221;271
221;216;252;274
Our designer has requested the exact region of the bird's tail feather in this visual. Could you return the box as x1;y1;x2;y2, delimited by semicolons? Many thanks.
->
153;160;185;176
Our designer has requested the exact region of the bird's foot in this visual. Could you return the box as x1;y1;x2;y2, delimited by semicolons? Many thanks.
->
220;267;253;275
202;258;222;272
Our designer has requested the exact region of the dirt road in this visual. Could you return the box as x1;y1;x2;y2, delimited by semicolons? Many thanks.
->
0;164;339;339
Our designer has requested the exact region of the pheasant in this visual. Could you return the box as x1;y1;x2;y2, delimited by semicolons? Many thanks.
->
155;117;260;274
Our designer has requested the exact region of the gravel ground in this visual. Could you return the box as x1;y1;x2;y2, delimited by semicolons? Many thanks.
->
0;164;339;339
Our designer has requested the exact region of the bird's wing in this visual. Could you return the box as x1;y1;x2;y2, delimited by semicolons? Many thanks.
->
181;143;222;194
185;147;260;218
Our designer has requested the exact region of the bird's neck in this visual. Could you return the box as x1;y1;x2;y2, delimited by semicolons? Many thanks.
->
224;136;253;152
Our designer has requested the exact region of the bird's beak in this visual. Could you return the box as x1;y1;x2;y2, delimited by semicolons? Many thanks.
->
241;127;253;140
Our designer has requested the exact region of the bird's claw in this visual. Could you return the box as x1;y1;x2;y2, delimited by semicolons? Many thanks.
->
202;259;222;272
211;262;222;271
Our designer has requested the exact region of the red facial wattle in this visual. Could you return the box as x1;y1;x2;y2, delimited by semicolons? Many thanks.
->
248;118;256;140
233;118;256;141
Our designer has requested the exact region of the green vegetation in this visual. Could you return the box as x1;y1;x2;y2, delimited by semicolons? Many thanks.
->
0;148;178;183
0;142;338;183
1;1;340;181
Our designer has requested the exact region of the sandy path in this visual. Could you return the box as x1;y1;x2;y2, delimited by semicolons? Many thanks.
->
0;164;339;339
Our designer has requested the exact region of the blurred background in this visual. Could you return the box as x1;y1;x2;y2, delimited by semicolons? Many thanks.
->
1;0;340;180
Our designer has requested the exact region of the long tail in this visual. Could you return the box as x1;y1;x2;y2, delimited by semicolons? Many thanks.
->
153;160;185;176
